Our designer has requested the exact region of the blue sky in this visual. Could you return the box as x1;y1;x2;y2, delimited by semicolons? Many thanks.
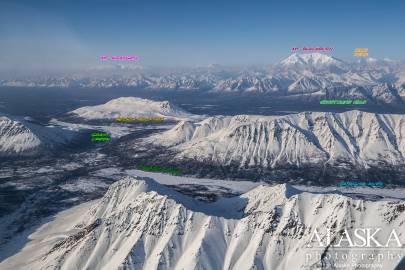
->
0;0;404;74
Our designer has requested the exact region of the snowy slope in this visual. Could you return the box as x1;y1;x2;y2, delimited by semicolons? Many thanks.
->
145;111;405;168
70;97;199;121
0;115;77;155
287;75;328;93
1;176;404;270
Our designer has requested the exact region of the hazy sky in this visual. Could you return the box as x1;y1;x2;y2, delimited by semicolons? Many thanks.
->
1;0;404;75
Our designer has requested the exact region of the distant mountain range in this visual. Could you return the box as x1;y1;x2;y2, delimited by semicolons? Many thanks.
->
2;176;403;269
135;110;405;184
1;53;404;106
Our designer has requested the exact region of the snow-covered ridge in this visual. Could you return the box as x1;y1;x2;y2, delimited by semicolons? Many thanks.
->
2;176;404;269
0;115;77;155
145;111;405;168
70;97;200;121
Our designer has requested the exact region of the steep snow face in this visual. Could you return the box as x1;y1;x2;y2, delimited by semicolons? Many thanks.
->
146;111;405;167
70;97;198;121
2;177;404;270
0;116;76;155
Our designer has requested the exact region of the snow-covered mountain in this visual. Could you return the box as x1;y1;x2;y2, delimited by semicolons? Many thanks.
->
287;75;329;93
69;97;199;121
0;115;77;156
279;53;348;71
140;111;405;183
2;176;404;269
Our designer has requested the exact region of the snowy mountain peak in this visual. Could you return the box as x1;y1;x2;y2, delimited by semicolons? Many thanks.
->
242;183;301;214
280;53;346;69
